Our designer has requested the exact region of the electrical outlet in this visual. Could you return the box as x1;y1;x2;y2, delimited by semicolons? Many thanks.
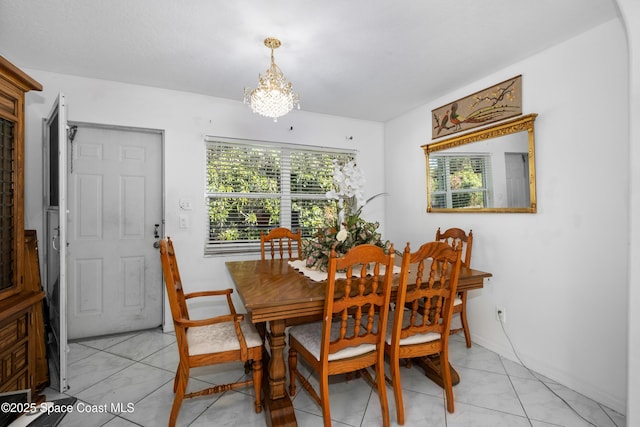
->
496;307;506;323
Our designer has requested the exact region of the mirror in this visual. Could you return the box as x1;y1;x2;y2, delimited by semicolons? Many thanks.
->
422;113;537;213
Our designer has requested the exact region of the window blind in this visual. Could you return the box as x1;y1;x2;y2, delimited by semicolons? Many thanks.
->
204;137;354;255
429;153;493;209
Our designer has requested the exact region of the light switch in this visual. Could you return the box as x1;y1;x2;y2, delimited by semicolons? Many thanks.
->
179;199;192;210
179;215;190;229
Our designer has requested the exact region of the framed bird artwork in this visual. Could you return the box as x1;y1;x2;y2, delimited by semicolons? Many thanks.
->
432;75;522;139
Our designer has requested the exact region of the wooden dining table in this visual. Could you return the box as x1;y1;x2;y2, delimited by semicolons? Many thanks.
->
226;258;492;427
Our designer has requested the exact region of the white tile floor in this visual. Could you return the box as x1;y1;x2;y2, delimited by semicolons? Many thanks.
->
41;328;626;427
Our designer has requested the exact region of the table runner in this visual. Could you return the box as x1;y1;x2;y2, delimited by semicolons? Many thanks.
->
288;259;401;282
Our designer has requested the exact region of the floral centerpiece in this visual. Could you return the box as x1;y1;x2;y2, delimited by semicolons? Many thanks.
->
301;160;391;271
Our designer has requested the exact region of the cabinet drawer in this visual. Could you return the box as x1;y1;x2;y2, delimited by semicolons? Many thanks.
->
0;312;29;348
0;368;28;393
1;340;28;384
0;311;29;387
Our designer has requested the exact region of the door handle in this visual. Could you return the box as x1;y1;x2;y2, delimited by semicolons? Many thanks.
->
153;224;160;248
52;226;60;251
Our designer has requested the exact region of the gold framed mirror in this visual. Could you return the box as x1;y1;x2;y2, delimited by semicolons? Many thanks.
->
422;113;537;213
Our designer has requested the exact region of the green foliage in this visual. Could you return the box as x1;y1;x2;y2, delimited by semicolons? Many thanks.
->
449;157;484;208
206;142;354;242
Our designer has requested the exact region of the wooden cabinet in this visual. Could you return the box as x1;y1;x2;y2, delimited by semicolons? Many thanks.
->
0;56;44;396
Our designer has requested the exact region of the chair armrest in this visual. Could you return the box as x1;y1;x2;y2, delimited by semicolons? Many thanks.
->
174;313;240;328
184;288;234;300
183;289;239;317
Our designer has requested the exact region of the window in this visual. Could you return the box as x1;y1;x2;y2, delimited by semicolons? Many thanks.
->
429;154;493;209
205;137;355;255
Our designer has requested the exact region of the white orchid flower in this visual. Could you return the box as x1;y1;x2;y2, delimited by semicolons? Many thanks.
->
327;159;370;211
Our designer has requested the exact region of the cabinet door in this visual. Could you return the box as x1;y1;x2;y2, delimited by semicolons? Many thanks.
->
0;74;25;300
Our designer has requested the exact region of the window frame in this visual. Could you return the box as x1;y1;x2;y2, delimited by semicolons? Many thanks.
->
204;136;355;255
429;153;493;209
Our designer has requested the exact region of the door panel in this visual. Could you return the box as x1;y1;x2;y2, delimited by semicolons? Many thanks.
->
76;173;102;238
75;258;102;313
67;124;163;339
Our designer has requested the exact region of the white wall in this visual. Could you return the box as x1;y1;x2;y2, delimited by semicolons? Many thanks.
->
385;18;629;413
617;1;640;425
21;73;385;329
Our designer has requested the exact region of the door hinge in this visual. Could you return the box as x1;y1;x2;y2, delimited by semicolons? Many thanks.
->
67;125;77;173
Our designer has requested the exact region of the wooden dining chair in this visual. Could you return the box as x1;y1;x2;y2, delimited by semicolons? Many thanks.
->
260;227;302;260
435;227;474;347
287;244;395;427
159;238;264;427
386;241;462;424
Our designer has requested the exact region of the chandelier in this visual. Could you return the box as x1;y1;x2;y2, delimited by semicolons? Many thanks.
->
244;37;300;122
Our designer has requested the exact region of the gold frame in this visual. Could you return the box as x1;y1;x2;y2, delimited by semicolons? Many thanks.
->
422;113;537;213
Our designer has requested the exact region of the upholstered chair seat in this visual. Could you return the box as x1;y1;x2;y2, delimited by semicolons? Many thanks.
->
288;319;375;362
384;310;440;347
187;317;263;356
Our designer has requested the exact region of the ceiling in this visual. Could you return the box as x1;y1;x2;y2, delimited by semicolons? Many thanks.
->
0;0;621;122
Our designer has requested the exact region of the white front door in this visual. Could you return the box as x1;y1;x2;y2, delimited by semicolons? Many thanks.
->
66;124;163;339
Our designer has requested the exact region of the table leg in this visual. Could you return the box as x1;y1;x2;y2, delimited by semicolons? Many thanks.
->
267;319;288;399
414;355;460;388
262;319;297;427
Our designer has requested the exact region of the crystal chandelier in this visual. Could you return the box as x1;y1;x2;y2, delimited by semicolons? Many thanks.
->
244;37;300;122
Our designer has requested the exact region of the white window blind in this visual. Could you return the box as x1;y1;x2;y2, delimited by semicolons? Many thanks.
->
205;137;355;255
429;153;493;209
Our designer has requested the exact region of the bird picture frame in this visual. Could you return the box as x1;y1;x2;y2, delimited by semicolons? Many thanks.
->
431;75;522;139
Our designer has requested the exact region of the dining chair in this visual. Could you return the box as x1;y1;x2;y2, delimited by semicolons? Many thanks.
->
386;241;463;424
287;244;395;427
260;227;302;260
159;238;264;427
435;227;474;347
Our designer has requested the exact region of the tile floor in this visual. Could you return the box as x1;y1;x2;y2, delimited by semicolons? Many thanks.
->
39;328;625;427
